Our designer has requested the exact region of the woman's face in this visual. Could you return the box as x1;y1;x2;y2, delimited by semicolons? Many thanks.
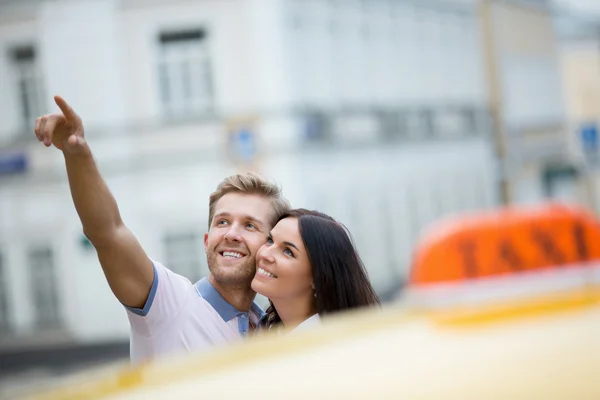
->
251;217;313;301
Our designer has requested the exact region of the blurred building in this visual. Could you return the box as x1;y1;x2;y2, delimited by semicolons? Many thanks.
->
0;0;596;378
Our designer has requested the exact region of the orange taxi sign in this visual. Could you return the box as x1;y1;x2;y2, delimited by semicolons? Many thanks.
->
410;203;600;285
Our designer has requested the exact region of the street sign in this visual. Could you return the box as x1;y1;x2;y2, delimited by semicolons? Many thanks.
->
580;122;598;165
0;152;27;175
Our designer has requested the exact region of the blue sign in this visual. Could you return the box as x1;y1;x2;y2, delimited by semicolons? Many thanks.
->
0;152;27;175
581;123;598;152
230;127;256;164
580;122;599;165
303;114;326;142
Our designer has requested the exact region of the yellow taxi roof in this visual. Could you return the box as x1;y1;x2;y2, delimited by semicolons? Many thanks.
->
27;265;600;400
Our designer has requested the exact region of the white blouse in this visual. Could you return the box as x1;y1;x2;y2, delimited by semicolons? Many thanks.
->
293;313;320;332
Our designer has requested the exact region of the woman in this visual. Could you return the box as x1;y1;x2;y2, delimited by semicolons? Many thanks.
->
251;209;380;331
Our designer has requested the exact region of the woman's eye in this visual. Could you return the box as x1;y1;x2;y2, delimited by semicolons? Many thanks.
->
284;248;294;257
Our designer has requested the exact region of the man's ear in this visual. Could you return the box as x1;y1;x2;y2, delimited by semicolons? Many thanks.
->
204;233;209;252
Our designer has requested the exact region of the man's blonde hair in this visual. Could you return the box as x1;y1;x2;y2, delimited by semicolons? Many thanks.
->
208;172;290;228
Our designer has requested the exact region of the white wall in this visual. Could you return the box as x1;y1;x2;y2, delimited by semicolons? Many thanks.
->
38;0;129;131
553;0;600;17
489;3;567;130
481;2;576;206
559;39;600;158
0;0;490;148
0;0;274;136
0;16;37;140
120;0;265;121
283;0;486;109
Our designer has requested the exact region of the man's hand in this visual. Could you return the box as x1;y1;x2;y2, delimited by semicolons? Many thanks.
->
32;95;154;308
34;96;87;154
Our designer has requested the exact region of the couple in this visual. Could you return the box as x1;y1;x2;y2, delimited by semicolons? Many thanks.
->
34;96;379;363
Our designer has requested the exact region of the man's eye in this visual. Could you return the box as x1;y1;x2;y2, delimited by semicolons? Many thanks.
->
246;223;257;229
266;237;273;245
217;220;228;226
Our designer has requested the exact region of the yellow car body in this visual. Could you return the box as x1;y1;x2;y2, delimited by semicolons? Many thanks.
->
27;265;600;399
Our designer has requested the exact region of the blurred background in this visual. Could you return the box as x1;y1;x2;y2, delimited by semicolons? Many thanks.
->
1;0;600;395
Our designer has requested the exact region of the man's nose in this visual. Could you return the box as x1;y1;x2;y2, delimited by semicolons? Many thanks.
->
223;223;243;242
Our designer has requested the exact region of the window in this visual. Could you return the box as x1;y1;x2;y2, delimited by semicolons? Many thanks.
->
157;29;213;119
28;246;61;329
10;45;46;131
0;251;10;333
164;232;207;283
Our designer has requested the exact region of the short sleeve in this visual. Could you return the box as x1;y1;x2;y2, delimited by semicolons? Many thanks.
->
125;260;192;337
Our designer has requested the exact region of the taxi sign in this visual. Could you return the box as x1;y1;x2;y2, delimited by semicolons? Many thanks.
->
410;203;600;285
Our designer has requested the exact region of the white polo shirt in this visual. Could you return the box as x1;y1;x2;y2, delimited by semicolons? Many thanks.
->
125;260;264;364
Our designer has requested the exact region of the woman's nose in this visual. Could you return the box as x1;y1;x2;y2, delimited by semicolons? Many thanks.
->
258;244;275;263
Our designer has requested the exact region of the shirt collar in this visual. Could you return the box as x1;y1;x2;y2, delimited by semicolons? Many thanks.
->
294;313;320;331
195;277;264;322
258;313;320;330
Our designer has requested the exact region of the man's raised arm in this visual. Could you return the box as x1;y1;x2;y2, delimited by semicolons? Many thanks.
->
35;95;153;308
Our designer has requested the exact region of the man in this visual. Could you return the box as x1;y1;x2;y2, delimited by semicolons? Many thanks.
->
34;96;290;363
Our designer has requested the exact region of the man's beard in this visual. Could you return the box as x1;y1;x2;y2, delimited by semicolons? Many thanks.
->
206;250;256;289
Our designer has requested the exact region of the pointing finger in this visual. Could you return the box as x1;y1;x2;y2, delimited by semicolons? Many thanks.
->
54;95;80;122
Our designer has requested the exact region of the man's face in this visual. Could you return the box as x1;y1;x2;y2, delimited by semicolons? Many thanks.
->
204;192;274;289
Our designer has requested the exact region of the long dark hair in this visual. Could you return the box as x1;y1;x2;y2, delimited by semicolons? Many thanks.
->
263;209;380;330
